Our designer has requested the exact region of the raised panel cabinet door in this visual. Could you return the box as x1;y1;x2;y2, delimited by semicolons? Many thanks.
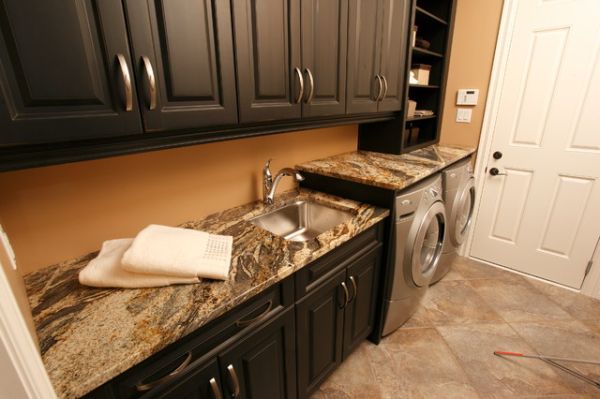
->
346;0;383;114
342;245;382;359
124;0;237;132
377;0;410;112
300;0;348;117
296;268;346;399
218;307;296;399
143;358;224;399
0;0;142;145
232;0;302;123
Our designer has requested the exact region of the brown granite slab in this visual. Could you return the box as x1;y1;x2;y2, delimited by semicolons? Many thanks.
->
296;144;476;191
23;189;388;399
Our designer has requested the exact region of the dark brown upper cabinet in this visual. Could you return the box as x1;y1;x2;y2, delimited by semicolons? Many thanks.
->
300;0;348;118
346;0;409;114
232;0;302;123
124;0;238;132
0;0;142;145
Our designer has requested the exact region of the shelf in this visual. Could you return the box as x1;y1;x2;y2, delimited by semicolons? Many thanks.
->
412;46;443;58
415;6;448;25
409;84;440;89
406;114;437;122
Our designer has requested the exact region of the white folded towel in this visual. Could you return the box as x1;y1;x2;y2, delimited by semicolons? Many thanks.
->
78;239;200;288
121;225;232;280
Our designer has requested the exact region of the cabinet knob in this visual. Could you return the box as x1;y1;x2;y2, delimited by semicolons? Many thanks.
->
226;364;241;398
348;276;357;302
340;282;350;308
209;377;223;399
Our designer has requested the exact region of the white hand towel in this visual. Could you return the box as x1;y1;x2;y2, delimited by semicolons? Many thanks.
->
78;239;200;288
121;225;232;280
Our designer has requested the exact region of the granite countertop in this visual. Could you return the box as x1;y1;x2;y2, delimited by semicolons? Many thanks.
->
24;189;389;399
296;144;476;191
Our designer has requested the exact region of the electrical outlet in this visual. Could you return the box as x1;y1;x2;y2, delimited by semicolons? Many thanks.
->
456;108;472;123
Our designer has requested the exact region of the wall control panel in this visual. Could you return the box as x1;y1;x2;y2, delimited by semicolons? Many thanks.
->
456;89;479;105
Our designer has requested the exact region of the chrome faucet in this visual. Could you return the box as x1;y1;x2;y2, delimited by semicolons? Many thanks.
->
263;159;305;205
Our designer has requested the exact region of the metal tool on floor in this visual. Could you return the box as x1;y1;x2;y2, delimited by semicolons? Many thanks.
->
494;350;600;389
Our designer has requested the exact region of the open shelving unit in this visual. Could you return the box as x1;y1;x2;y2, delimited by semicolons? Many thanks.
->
358;0;456;154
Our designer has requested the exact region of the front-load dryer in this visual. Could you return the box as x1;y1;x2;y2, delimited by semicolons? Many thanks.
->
382;174;446;336
431;158;475;284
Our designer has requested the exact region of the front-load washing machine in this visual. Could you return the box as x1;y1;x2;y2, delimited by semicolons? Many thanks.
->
431;158;475;284
382;174;446;336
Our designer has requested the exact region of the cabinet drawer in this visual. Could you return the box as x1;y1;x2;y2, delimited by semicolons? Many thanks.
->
110;278;293;398
295;224;382;299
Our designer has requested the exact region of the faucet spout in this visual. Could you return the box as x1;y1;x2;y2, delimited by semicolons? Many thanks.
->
262;162;304;205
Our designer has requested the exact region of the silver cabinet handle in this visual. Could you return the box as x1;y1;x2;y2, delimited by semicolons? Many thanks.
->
304;67;314;103
235;300;272;327
116;54;133;112
294;67;304;104
381;75;388;101
226;364;240;398
141;56;157;110
135;352;192;392
209;377;223;399
374;75;383;101
349;276;357;302
340;282;349;308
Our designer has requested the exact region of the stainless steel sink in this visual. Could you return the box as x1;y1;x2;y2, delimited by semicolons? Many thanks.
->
250;200;353;242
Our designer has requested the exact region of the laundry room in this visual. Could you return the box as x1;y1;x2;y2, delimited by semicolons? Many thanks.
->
0;0;599;398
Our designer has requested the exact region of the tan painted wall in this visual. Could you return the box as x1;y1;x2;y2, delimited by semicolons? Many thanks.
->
0;126;357;275
439;0;504;149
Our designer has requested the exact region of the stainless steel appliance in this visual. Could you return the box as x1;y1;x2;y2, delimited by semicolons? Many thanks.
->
382;174;446;336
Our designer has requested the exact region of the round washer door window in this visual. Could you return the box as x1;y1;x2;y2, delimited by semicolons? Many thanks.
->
451;178;475;246
411;201;446;287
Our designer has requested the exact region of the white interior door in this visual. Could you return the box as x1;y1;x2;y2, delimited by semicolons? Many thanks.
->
471;0;600;288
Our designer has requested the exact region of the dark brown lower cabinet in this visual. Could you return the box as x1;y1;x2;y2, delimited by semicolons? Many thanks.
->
219;307;296;399
296;244;382;399
143;358;222;399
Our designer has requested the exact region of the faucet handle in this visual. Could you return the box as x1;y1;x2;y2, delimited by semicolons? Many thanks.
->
263;158;273;182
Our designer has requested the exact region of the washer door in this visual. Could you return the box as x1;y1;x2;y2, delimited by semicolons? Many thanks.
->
411;201;446;287
450;177;475;247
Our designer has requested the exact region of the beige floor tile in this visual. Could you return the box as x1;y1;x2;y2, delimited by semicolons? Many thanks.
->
437;323;575;398
524;278;600;323
467;278;574;323
449;257;525;282
421;280;504;326
366;328;480;399
510;320;600;397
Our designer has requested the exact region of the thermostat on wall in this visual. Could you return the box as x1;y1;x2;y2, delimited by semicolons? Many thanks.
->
456;89;479;105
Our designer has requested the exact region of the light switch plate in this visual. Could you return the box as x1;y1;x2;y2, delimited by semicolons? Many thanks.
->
457;89;479;105
456;108;472;123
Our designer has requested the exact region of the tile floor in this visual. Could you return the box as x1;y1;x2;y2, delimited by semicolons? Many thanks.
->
310;256;600;398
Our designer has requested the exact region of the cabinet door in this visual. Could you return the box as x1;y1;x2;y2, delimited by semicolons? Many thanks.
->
232;0;301;123
124;0;237;132
346;0;383;114
296;268;346;398
219;308;296;399
377;0;410;112
300;0;348;117
0;0;142;145
342;245;382;358
144;358;223;399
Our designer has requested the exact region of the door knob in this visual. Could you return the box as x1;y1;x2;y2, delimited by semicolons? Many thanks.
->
489;167;506;176
493;151;503;160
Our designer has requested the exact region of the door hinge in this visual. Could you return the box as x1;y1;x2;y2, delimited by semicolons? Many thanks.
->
585;260;593;277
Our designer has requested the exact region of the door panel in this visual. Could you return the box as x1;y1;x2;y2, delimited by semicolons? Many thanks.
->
346;0;382;114
300;0;348;117
125;0;237;131
219;308;296;399
342;246;381;358
296;268;345;397
0;0;142;145
378;0;409;112
232;0;301;123
471;0;600;288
